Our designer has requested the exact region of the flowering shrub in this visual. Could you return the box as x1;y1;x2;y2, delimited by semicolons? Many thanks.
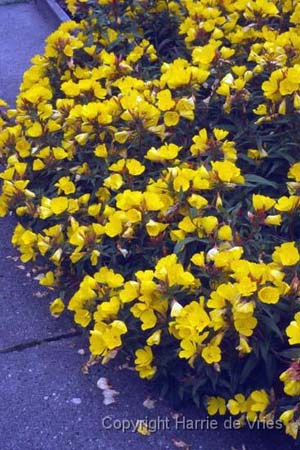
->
1;0;300;439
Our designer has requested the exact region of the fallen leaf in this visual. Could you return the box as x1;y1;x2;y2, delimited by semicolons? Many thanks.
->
117;362;135;371
34;273;44;281
136;422;151;436
97;377;119;405
172;438;191;450
116;244;129;258
143;397;156;410
70;397;82;405
6;255;19;262
81;355;100;374
103;389;119;405
102;349;119;364
170;411;183;420
33;291;48;298
97;377;111;390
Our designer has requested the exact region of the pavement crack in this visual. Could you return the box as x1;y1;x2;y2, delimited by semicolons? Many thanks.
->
0;329;81;354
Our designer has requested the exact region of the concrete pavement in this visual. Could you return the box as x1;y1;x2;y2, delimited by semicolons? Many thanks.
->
0;2;56;105
0;2;299;449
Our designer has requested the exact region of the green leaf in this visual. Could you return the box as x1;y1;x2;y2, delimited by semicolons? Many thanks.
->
174;237;199;255
259;314;283;342
279;348;300;359
240;354;258;385
244;174;279;189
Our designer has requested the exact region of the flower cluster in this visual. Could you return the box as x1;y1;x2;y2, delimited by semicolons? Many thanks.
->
1;0;300;439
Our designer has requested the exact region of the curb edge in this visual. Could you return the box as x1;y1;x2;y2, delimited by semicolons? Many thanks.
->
35;0;70;24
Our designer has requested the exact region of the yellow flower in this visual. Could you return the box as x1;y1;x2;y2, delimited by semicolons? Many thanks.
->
50;298;65;317
55;176;76;195
104;174;123;190
288;162;300;181
286;313;300;345
176;97;195;120
258;286;280;304
154;254;195;288
109;159;126;173
126;159;145;176
50;197;69;215
248;148;267;160
279;410;298;439
19;230;36;245
135;346;156;379
217;225;233;241
187;194;208;209
262;69;283;101
146;220;168;237
279;409;294;426
191;252;205;267
264;214;282;226
90;320;127;356
234;313;257;337
250;390;269;413
280;365;300;396
202;344;221;364
94;267;124;288
227;394;247;415
114;131;131;143
201;216;218;234
143;192;164;211
212;161;244;184
40;271;55;286
157;89;175;111
275;196;299;212
172;299;210;337
145;143;182;161
272;242;300;266
164;111;180;126
94;144;108;158
33;159;45;171
88;204;101;217
120;281;139;303
252;194;275;211
213;128;229;140
146;330;162;346
52;147;68;160
190;128;208;155
124;208;140;224
75;309;92;327
135;308;157;331
207;397;226;415
192;44;216;65
26;122;43;137
212;248;243;268
90;249;100;266
236;336;252;355
179;339;198;359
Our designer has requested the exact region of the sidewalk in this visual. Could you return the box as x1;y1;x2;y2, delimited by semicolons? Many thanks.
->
0;3;298;450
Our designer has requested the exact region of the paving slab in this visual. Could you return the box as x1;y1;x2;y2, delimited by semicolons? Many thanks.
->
0;0;28;5
0;214;76;348
0;1;74;347
1;336;298;450
0;1;58;106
